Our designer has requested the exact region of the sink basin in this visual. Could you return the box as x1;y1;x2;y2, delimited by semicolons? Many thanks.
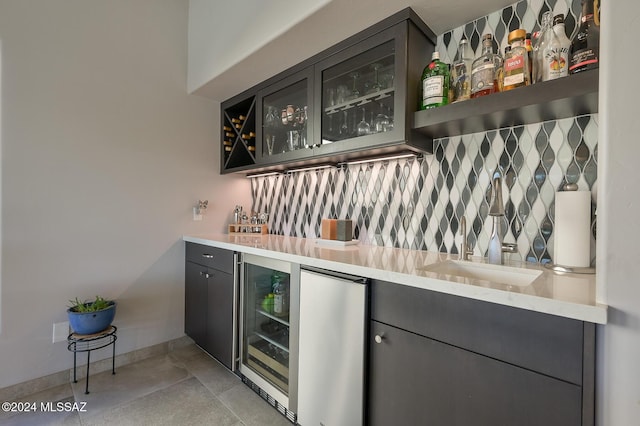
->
420;260;542;287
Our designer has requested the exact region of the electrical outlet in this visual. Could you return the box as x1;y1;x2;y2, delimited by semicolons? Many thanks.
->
52;321;69;343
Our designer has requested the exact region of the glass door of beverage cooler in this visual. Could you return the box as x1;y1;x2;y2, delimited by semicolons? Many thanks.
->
314;25;403;156
257;67;314;165
239;254;299;412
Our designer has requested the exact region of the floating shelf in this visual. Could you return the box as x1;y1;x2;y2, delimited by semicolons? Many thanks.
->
413;69;599;139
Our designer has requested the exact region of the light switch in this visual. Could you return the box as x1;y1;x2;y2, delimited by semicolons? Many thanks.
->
193;207;203;221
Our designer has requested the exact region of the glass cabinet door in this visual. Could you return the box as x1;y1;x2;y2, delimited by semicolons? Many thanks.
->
242;260;291;395
257;68;313;164
318;37;397;148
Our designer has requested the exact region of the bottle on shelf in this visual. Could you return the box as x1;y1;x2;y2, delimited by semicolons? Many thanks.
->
241;131;256;152
420;51;450;109
502;29;531;91
542;14;571;81
450;37;473;103
471;34;502;98
570;0;600;74
525;33;533;82
532;11;553;83
272;272;289;317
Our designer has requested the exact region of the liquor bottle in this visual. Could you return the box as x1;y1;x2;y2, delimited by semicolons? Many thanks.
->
272;272;288;316
543;14;571;80
502;29;531;91
471;34;502;98
532;11;553;83
451;38;473;103
570;0;600;74
420;51;450;109
525;33;533;81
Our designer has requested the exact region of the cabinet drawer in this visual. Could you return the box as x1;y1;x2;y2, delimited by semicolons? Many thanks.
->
370;279;586;385
185;242;234;274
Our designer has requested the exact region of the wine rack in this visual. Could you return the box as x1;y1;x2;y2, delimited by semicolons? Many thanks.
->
222;95;257;171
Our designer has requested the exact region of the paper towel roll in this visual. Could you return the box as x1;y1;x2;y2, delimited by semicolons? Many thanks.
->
554;191;591;267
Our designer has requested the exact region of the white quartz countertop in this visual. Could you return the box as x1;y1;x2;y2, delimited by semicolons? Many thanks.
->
183;233;607;324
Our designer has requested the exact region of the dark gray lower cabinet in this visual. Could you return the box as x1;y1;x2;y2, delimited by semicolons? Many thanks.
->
185;260;208;348
368;279;595;426
369;321;581;426
185;243;235;370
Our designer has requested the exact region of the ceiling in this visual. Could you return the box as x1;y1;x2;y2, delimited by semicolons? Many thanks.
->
191;0;515;101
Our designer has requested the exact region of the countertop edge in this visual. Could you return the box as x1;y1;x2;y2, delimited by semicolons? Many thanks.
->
183;235;607;324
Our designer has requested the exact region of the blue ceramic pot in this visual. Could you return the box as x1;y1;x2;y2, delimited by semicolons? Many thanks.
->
67;301;117;335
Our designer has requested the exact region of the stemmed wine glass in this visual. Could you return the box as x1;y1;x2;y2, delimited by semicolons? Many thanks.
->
349;72;360;99
356;108;370;136
340;110;349;138
373;102;390;133
368;63;383;94
264;106;278;155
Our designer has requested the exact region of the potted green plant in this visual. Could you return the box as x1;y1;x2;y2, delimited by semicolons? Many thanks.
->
67;296;117;335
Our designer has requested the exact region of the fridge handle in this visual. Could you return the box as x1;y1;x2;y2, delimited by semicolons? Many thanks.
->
301;265;368;284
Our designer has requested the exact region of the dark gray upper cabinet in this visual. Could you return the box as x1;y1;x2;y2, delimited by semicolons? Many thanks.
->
308;20;433;164
256;67;315;166
220;8;435;174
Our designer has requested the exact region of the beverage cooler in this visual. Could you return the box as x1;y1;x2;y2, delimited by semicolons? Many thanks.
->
239;254;300;418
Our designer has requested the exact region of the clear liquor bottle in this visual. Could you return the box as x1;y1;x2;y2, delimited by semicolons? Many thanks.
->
502;29;531;90
471;34;502;98
570;0;600;74
543;14;571;80
420;51;450;109
450;38;473;103
532;11;553;83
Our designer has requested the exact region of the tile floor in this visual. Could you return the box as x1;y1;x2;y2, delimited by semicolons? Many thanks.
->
0;344;292;426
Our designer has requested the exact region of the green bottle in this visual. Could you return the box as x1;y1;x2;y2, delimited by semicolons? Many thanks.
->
421;51;450;110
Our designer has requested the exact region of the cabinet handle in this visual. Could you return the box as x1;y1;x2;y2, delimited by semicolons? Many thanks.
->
199;271;211;279
374;333;385;344
202;253;214;259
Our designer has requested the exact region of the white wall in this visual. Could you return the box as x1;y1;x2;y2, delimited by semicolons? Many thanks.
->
596;0;640;423
187;0;331;94
0;0;250;388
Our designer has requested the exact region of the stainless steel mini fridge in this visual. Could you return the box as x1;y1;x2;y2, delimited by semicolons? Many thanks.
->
297;268;368;426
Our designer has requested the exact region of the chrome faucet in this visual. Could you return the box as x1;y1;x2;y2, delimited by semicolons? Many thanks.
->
488;170;509;264
459;216;473;261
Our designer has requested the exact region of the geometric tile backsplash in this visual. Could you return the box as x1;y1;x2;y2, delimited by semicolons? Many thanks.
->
250;0;598;265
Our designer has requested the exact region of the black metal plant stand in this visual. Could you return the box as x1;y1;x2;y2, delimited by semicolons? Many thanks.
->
67;325;117;394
